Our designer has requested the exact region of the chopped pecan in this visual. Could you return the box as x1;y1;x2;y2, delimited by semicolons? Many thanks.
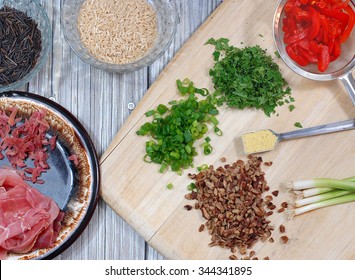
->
185;156;275;255
184;205;193;211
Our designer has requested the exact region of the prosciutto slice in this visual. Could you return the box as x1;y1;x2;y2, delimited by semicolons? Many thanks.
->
0;169;63;259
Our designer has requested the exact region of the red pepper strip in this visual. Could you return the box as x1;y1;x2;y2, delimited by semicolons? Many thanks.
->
285;0;302;13
329;19;343;37
340;5;355;43
294;8;312;22
286;17;297;34
282;18;289;33
297;45;319;63
297;38;310;50
316;0;328;10
286;44;309;66
332;2;351;11
331;38;341;61
309;40;320;53
320;15;330;44
300;0;309;5
318;44;330;72
329;0;348;3
328;36;335;54
284;27;309;44
315;27;324;43
307;6;321;40
320;8;349;24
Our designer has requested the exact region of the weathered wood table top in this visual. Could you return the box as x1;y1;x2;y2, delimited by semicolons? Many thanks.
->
18;0;222;260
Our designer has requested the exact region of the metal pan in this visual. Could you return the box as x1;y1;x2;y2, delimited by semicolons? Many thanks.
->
273;0;355;104
0;91;100;260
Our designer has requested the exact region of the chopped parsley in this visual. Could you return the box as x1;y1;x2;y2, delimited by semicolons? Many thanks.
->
294;122;303;128
206;38;294;117
289;104;296;112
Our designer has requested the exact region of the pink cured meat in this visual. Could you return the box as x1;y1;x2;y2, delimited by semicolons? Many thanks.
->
0;169;63;259
0;108;57;184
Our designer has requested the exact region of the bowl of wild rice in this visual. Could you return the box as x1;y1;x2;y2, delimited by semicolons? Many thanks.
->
0;0;52;93
61;0;178;72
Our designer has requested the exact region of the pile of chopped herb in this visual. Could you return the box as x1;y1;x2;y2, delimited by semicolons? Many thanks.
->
206;38;294;116
136;79;222;175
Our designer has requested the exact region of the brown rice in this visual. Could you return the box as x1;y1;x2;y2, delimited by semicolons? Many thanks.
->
77;0;158;64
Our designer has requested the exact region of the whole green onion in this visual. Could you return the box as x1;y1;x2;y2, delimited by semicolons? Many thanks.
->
285;176;355;217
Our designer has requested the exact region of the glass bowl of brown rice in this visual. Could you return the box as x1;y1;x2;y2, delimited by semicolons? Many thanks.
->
60;0;177;72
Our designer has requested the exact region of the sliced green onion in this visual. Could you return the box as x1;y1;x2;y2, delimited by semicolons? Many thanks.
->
157;104;169;115
145;110;156;117
159;163;168;173
195;87;209;96
167;183;174;190
197;164;209;172
170;151;180;159
176;79;189;95
210;116;219;126
203;145;213;155
143;154;152;163
185;145;192;154
200;124;208;134
137;78;222;175
214;126;223;136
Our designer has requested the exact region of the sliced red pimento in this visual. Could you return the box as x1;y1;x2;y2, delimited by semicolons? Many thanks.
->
307;6;321;40
286;44;309;66
68;154;79;166
0;108;57;183
340;5;355;42
283;0;354;72
318;44;331;72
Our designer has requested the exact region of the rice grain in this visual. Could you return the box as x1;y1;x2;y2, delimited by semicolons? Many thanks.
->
77;0;158;64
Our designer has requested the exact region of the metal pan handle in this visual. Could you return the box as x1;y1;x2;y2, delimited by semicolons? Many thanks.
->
339;71;355;106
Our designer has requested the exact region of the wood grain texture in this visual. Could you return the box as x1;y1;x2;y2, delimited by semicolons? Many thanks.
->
22;0;222;259
100;0;355;260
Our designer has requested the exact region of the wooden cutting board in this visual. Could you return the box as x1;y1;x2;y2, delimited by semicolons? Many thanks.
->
100;0;355;259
